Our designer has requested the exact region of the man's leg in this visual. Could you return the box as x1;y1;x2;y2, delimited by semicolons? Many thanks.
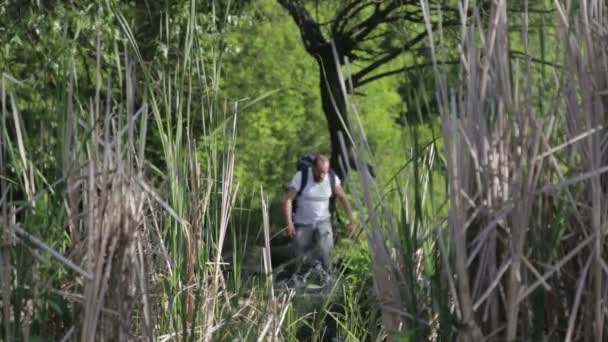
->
294;224;315;275
315;220;334;272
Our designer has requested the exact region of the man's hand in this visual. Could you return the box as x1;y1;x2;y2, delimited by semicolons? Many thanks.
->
287;223;297;238
346;221;357;239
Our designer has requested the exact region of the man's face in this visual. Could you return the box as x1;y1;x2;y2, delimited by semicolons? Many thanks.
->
313;160;330;183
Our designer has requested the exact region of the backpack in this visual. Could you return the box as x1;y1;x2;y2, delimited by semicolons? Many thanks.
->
293;155;339;227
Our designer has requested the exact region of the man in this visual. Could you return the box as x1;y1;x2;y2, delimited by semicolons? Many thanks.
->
283;154;356;280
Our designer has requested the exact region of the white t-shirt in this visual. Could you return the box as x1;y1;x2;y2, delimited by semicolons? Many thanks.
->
289;168;341;225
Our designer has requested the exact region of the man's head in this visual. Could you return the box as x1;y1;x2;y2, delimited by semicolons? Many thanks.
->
312;154;330;183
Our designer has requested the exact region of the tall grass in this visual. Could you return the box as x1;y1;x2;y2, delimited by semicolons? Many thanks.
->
0;1;296;341
3;0;608;341
321;1;608;341
419;0;608;340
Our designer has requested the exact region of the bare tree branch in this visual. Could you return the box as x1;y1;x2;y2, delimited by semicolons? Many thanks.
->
332;0;377;35
277;0;326;53
353;29;428;82
344;1;401;42
510;50;562;68
359;30;393;43
355;60;459;87
351;46;384;60
352;11;427;42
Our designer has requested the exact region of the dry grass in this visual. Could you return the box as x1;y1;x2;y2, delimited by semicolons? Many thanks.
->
419;0;608;340
3;1;608;341
323;0;608;340
0;25;295;342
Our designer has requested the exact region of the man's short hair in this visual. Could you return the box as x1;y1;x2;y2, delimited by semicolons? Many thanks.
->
314;154;330;167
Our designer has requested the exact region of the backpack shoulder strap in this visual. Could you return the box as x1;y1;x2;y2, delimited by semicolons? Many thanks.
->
297;167;309;196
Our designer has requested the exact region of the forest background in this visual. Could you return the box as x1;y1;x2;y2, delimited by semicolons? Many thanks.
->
1;0;607;341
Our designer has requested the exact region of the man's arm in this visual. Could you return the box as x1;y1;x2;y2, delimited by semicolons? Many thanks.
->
334;184;357;238
284;188;298;238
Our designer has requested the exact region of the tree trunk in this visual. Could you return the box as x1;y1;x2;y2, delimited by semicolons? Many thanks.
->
317;47;351;180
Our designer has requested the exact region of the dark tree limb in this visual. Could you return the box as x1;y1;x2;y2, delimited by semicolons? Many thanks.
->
277;0;326;53
356;60;459;87
332;0;377;35
509;50;562;68
352;29;428;82
277;0;461;180
344;2;401;42
359;30;393;43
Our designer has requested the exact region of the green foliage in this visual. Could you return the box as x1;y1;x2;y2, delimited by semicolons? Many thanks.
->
1;0;583;340
328;285;371;341
356;74;404;176
335;239;371;292
222;0;327;196
221;0;421;199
